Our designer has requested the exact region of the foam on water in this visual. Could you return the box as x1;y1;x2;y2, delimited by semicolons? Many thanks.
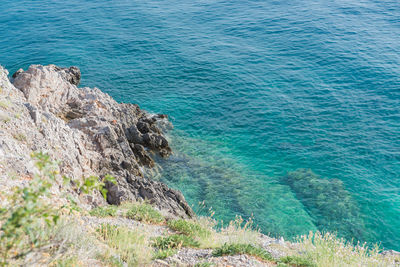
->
0;0;399;250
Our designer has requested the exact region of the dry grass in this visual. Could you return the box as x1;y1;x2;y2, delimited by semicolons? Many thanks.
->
166;215;260;249
12;133;26;142
4;217;104;266
48;219;102;265
298;231;396;267
199;216;260;248
96;223;153;266
0;100;9;109
0;113;10;123
2;156;396;267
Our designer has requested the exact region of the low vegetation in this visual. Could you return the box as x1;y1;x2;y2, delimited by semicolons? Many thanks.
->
297;231;397;267
279;255;316;267
48;218;102;266
0;100;9;109
153;248;176;260
0;152;61;265
12;133;26;142
167;218;211;238
0;114;10;123
0;153;398;266
96;224;152;266
189;215;260;249
194;262;213;267
75;174;117;200
212;243;273;261
124;202;164;224
0;152;117;265
89;205;117;218
153;234;200;249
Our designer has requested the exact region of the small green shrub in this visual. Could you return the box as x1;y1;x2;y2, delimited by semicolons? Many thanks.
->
89;205;117;218
0;152;117;265
153;248;176;259
212;243;273;261
279;255;316;267
77;174;116;200
125;203;164;224
167;219;211;238
0;152;60;265
153;234;200;249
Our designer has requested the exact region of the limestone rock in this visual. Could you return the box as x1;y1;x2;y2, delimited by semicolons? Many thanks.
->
0;64;193;218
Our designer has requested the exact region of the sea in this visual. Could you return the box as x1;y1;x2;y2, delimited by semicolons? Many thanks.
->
0;0;399;250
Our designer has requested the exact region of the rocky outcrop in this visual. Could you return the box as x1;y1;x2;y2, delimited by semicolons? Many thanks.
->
0;64;193;218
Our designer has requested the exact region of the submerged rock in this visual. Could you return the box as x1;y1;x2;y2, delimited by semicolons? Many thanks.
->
283;169;366;242
0;64;193;218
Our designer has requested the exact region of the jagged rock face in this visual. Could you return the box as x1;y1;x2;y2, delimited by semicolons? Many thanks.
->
0;64;193;218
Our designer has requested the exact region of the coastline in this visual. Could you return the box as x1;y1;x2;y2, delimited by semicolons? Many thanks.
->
0;64;398;266
1;64;193;218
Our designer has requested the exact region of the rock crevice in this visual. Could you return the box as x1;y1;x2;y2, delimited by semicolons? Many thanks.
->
0;64;193;218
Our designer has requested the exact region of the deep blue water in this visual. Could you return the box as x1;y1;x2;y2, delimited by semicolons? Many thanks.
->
1;0;399;250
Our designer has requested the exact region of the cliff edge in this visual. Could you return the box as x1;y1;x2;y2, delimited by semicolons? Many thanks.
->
0;64;193;218
0;65;398;267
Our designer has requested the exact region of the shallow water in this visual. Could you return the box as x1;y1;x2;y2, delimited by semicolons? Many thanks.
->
1;0;399;250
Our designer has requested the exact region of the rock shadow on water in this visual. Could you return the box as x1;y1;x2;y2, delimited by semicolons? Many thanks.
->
283;168;368;243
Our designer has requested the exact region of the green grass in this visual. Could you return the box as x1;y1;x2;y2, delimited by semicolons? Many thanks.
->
167;219;211;237
153;234;200;249
89;205;117;218
125;202;164;224
279;255;316;267
1;154;398;266
212;243;273;262
54;256;79;267
153;248;177;260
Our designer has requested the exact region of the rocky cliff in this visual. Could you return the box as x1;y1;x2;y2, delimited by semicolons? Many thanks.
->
0;64;193;218
1;65;399;267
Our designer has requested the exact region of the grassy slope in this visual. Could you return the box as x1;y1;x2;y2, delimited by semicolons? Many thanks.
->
0;154;398;266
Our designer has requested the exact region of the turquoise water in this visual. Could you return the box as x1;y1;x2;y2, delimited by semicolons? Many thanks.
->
1;0;399;250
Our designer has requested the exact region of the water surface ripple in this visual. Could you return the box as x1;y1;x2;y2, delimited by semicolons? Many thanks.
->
0;0;399;250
